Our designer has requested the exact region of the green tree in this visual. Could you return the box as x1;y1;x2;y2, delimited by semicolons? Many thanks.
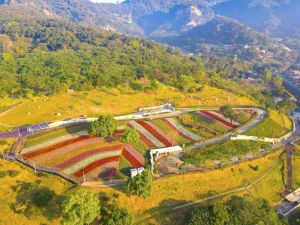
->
186;205;212;225
187;197;285;225
125;168;152;199
212;204;230;225
263;69;272;84
177;75;196;93
103;205;133;225
220;105;236;121
122;127;140;144
89;115;117;137
272;76;283;88
60;188;100;225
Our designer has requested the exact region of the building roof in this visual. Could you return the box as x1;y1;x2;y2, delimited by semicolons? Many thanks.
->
285;188;300;203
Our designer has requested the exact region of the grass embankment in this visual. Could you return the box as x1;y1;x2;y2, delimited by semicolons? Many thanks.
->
245;109;292;138
1;147;299;225
0;160;70;225
182;140;272;166
95;151;295;225
0;85;255;131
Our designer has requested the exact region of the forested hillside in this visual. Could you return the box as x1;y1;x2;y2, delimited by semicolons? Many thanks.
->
0;18;204;97
158;16;269;48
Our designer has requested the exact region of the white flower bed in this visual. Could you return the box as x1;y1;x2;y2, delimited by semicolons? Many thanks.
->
21;131;88;154
63;150;122;175
165;118;201;141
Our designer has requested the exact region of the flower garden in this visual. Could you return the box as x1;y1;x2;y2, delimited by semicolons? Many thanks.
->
18;110;252;181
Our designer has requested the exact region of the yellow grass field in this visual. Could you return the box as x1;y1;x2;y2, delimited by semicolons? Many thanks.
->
92;150;299;224
0;86;256;130
0;160;70;225
1;148;299;225
268;109;293;130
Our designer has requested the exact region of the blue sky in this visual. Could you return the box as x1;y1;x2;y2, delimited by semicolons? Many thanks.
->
89;0;124;3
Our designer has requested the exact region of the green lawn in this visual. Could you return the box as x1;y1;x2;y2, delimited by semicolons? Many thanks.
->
183;140;272;165
118;156;132;178
245;117;289;138
130;139;149;160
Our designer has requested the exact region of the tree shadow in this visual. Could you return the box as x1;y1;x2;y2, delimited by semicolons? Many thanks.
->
139;199;192;225
10;181;60;221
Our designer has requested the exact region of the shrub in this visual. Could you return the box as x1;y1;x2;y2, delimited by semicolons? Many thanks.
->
7;170;19;177
0;171;6;178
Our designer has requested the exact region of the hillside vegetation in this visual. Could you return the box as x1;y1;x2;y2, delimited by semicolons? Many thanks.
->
0;18;205;97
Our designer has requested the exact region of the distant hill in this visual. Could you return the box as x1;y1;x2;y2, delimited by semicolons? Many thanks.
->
0;0;299;51
158;16;269;51
213;0;300;39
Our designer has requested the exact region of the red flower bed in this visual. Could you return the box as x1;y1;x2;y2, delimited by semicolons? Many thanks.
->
128;123;156;148
23;136;94;159
136;120;174;147
73;156;120;177
162;119;194;142
123;144;145;168
56;144;123;169
200;111;238;129
114;130;125;137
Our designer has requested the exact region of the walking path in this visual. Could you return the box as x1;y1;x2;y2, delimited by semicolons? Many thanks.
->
0;106;266;139
134;156;283;224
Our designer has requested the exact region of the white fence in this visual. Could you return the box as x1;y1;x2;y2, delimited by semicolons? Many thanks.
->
230;135;279;143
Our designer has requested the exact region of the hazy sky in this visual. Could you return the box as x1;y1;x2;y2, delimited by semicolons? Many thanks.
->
89;0;124;3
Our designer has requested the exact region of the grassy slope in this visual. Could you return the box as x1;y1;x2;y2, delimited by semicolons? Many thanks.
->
0;160;70;225
183;140;272;165
94;150;300;225
1;146;299;224
0;85;255;131
245;109;292;138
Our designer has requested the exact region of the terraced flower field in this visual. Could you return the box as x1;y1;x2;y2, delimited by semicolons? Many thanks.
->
19;125;148;181
17;110;253;181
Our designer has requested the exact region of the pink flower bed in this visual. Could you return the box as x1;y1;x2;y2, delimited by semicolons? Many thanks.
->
199;111;239;129
56;144;123;169
22;136;94;159
73;156;120;177
136;120;175;147
123;144;145;168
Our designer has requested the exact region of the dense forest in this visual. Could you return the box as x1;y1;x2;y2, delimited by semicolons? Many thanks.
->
0;18;205;97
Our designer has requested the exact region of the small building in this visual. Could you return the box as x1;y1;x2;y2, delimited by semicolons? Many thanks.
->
130;167;145;178
137;103;175;117
276;188;300;216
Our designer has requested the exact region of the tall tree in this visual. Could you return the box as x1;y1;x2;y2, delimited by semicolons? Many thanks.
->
125;168;152;199
122;127;140;144
60;188;100;225
89;115;117;137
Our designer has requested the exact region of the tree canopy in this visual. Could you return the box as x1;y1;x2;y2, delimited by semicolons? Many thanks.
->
187;196;286;225
125;168;152;199
60;188;100;225
0;17;205;97
89;115;117;137
122;127;140;144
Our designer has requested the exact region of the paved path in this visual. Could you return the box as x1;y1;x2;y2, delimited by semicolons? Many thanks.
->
190;107;267;150
0;106;266;139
